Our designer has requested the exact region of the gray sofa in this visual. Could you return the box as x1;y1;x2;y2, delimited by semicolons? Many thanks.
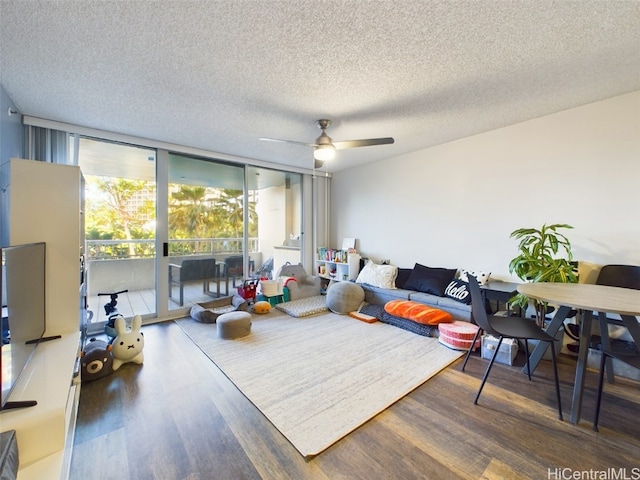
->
359;266;473;323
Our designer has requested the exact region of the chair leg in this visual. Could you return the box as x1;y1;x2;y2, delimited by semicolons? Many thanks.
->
461;328;481;372
179;284;184;306
549;341;563;421
598;312;615;383
474;336;503;405
593;349;607;432
524;339;532;381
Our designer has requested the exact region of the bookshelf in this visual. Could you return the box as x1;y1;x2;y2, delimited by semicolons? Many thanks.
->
315;248;361;282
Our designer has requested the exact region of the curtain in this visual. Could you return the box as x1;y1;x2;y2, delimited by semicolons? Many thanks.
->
26;126;74;165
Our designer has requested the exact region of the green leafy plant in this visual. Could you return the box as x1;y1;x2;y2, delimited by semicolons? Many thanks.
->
508;223;578;327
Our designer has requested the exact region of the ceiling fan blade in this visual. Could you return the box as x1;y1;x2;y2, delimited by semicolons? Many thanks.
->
332;137;395;150
314;159;324;169
259;137;316;148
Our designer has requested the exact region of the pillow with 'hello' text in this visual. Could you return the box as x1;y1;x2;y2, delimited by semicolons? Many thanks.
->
444;279;472;304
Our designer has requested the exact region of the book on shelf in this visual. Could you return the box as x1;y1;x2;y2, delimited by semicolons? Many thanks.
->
317;248;356;263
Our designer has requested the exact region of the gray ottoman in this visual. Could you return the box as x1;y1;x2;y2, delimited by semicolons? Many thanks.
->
326;281;365;314
217;311;252;339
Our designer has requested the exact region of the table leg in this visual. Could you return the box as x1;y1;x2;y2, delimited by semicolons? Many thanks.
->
524;305;571;375
570;309;593;424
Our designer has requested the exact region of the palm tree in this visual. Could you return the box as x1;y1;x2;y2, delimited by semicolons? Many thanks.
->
169;186;214;253
214;189;258;246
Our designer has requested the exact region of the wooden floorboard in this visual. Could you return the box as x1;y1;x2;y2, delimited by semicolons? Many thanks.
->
71;320;640;480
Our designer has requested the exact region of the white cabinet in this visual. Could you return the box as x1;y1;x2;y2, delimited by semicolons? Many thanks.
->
5;158;84;337
315;251;361;282
1;159;83;479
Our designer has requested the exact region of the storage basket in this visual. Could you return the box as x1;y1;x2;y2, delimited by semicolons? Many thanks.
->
260;278;283;297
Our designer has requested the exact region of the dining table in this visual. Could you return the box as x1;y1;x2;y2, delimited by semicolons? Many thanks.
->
517;282;640;424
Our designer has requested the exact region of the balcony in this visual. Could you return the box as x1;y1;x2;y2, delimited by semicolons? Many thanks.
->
85;238;264;322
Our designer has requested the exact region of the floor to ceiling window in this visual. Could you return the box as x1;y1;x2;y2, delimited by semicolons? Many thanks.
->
166;154;247;313
247;166;303;275
71;132;309;328
77;138;157;333
165;156;303;313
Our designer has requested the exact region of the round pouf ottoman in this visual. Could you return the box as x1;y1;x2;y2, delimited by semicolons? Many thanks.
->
326;281;365;314
217;311;252;339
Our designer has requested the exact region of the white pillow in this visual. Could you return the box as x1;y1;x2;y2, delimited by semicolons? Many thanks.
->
459;269;491;286
356;260;398;289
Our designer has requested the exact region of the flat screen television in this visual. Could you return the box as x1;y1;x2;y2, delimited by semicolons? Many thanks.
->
1;242;46;411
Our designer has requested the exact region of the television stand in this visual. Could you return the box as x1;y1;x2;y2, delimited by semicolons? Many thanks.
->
1;332;81;479
1;400;37;411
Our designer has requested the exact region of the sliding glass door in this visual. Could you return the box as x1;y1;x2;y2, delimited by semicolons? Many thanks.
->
247;166;303;277
166;154;247;313
77;138;307;324
77;138;157;333
164;155;303;313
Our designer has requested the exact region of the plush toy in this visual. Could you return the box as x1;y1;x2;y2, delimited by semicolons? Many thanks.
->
253;300;271;314
80;338;114;383
111;315;145;371
278;262;313;284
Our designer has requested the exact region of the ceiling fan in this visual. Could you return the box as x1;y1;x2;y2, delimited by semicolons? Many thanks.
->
259;119;394;168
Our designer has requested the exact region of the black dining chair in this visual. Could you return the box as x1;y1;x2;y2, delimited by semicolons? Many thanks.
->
463;274;563;420
592;339;640;432
593;265;640;381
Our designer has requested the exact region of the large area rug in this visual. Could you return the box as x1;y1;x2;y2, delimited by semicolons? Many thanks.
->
176;309;462;458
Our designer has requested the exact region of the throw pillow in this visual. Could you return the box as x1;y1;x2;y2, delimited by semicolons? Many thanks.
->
403;263;457;296
459;269;491;286
355;260;398;289
444;279;472;304
384;299;453;325
395;268;413;289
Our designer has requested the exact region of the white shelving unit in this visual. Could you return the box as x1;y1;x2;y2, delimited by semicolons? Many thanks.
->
315;252;361;282
2;159;84;479
5;159;85;337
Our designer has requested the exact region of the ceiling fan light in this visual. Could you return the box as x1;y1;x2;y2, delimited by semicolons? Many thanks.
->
314;144;335;161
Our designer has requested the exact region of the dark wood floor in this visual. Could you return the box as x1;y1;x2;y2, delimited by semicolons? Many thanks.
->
71;320;640;480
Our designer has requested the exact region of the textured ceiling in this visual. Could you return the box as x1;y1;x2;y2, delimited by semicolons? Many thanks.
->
1;0;639;173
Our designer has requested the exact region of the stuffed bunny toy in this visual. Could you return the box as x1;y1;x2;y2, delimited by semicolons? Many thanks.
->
111;315;145;371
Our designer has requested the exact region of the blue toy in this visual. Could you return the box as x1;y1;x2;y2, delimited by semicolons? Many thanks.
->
80;338;114;383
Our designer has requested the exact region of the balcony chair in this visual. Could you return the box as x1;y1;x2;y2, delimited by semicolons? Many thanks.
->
169;258;219;306
591;264;640;382
221;255;252;296
462;274;563;420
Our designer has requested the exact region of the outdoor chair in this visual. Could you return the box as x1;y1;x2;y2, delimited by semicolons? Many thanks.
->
169;258;219;306
221;255;248;296
462;274;563;420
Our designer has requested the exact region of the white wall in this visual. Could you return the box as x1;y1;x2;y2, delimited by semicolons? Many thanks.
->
331;91;640;283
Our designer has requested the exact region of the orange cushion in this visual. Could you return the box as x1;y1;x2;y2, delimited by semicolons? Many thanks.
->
384;300;453;325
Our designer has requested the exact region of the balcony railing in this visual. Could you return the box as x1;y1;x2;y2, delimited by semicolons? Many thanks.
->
86;237;259;260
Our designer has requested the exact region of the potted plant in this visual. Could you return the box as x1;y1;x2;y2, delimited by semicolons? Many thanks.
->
508;223;579;328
